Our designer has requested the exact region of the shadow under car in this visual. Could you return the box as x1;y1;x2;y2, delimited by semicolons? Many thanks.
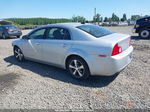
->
4;56;119;88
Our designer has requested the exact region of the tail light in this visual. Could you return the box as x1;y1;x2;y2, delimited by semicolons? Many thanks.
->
111;43;122;56
7;29;13;32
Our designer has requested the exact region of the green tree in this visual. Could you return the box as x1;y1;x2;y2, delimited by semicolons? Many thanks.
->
111;13;119;22
72;16;86;22
121;14;127;21
5;18;72;25
104;17;108;22
131;15;141;21
144;15;149;18
93;13;103;24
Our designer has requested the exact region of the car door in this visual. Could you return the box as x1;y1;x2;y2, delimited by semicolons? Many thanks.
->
22;28;46;60
42;27;72;66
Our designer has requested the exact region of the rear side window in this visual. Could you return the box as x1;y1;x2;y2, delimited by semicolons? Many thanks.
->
77;25;114;38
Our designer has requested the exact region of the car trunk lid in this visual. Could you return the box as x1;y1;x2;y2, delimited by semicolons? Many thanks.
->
98;33;131;53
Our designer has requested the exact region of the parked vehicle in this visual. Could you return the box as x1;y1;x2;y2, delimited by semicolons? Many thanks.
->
128;21;136;26
118;22;128;26
12;23;133;79
102;22;110;26
134;16;150;38
110;22;119;26
0;25;22;39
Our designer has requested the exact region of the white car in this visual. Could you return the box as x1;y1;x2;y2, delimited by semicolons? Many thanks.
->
12;23;133;79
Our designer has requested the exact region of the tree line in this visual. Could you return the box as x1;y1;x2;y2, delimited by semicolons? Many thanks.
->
4;13;149;26
5;18;72;25
72;13;149;23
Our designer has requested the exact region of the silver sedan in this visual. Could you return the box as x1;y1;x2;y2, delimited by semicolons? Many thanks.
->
12;23;133;79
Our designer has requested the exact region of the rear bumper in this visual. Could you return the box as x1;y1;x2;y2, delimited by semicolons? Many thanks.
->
89;46;133;76
6;32;22;37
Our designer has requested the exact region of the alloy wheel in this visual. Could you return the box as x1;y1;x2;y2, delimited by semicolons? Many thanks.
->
14;47;24;61
69;59;85;78
2;34;6;39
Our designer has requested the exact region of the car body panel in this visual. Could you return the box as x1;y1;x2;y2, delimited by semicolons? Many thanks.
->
21;39;43;60
89;46;133;75
41;40;73;66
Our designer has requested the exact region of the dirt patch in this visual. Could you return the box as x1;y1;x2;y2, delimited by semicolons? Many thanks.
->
0;73;19;94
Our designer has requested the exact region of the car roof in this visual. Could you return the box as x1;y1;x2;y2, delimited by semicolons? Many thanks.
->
2;25;15;27
38;22;91;29
137;16;150;21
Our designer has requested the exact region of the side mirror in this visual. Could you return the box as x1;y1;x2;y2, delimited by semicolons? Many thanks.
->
22;35;29;39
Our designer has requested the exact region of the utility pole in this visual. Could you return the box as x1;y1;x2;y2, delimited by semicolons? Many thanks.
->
94;8;97;24
94;8;96;17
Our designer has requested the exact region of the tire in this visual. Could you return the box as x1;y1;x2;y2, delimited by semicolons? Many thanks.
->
13;47;24;62
17;36;20;38
66;56;90;79
2;34;7;39
139;29;150;38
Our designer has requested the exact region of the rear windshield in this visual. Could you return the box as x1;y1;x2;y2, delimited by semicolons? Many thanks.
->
77;25;114;38
4;26;18;30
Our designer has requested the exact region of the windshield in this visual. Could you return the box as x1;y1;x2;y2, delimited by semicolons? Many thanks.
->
77;25;114;38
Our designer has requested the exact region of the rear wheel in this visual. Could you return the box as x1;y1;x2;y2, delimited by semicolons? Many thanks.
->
14;47;24;62
66;56;90;79
139;29;150;38
2;34;7;39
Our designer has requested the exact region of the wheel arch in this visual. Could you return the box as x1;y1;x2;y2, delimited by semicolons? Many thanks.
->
64;50;93;73
65;54;84;68
13;44;24;55
65;54;91;75
13;45;21;51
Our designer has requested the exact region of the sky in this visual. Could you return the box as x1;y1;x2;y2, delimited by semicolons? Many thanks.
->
0;0;149;20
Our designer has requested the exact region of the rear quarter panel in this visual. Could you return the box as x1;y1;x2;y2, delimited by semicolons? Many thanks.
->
63;40;112;69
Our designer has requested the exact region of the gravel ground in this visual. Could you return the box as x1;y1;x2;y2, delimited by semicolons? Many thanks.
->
0;26;149;111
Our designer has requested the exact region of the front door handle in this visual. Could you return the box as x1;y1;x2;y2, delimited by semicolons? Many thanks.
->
36;43;40;45
63;43;67;48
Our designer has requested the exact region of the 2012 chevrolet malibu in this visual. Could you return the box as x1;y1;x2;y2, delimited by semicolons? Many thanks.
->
12;23;133;79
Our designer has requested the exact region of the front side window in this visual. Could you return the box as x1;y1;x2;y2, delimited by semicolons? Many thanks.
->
47;28;71;40
29;29;46;39
77;25;114;38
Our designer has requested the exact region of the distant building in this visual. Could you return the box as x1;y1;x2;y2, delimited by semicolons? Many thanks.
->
0;20;12;25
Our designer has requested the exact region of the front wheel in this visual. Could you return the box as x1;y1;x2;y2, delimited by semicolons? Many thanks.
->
17;36;20;38
139;29;150;38
66;56;90;79
14;47;24;62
